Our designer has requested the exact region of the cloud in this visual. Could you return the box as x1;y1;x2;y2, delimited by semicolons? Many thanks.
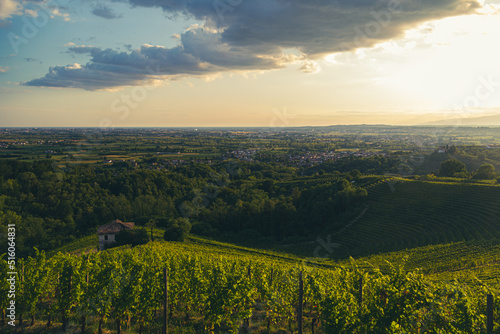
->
0;66;10;73
300;60;320;74
24;28;287;90
24;8;37;17
25;0;483;90
0;0;20;20
124;0;481;54
67;45;100;54
49;6;71;22
0;0;71;21
92;4;122;19
23;42;216;90
23;57;42;63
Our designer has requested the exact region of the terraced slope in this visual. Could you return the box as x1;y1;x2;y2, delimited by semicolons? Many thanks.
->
350;239;500;284
333;180;500;258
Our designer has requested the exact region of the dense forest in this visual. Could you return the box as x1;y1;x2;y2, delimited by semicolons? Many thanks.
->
0;159;369;257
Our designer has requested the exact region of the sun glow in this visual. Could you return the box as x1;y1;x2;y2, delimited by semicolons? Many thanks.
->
323;10;500;112
380;13;500;108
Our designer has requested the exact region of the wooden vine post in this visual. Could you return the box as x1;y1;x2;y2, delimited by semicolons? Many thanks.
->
487;294;493;334
358;276;363;318
298;271;304;334
244;265;251;327
163;267;168;334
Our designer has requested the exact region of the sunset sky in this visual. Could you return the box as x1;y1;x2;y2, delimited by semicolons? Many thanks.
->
1;0;500;127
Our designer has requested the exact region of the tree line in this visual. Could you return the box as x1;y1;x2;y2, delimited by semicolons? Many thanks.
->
0;160;368;257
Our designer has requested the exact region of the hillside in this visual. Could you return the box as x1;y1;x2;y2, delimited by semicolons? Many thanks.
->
49;222;500;287
314;179;500;259
48;178;500;273
47;231;339;269
19;204;500;334
350;239;500;285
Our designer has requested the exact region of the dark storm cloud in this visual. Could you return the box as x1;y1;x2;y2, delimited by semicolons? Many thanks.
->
24;0;482;89
127;0;479;56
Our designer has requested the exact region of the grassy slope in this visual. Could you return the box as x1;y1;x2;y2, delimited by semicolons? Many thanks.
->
46;179;500;286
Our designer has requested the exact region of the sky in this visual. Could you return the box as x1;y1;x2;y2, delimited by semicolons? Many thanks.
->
1;0;500;127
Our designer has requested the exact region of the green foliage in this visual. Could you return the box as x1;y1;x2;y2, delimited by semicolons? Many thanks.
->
4;129;500;262
439;159;468;177
191;221;215;236
0;255;10;313
114;228;149;247
448;145;459;155
163;217;192;241
324;179;500;259
21;249;50;317
167;217;192;233
474;164;496;180
164;226;187;242
350;169;361;179
0;156;373;256
4;242;499;333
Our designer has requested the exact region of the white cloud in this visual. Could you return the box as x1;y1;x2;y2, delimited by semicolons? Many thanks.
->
299;60;320;74
0;0;20;20
50;7;71;22
24;8;37;17
0;66;10;73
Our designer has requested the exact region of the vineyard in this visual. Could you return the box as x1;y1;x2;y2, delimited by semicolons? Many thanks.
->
329;180;500;258
353;239;500;285
2;241;500;334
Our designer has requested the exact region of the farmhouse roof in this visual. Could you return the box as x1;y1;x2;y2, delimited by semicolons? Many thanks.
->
97;220;135;235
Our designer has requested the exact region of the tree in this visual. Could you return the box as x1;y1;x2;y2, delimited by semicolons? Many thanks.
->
146;219;157;241
167;217;192;234
447;145;458;155
350;169;361;179
474;164;496;180
438;159;468;177
164;226;187;242
115;228;149;247
163;218;191;242
111;195;132;222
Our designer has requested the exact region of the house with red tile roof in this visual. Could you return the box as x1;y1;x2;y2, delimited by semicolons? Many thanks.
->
97;219;135;250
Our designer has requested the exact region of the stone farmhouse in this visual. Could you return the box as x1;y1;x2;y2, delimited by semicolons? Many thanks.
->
97;219;135;250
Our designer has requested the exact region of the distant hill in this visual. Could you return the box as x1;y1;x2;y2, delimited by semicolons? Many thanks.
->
421;114;500;126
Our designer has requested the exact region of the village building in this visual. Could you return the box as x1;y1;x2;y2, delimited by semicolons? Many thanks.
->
97;219;135;250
